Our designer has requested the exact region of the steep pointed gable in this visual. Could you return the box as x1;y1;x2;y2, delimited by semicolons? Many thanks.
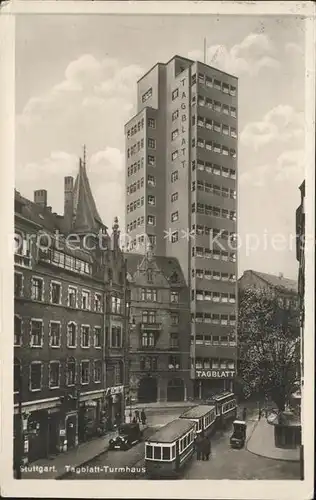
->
72;152;103;234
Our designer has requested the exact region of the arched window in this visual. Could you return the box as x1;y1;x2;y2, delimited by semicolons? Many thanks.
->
67;357;76;386
14;358;21;393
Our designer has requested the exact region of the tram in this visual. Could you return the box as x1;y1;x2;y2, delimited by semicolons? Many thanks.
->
179;405;217;437
205;391;237;429
144;419;196;478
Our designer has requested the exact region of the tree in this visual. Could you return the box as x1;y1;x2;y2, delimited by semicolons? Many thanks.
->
238;287;300;412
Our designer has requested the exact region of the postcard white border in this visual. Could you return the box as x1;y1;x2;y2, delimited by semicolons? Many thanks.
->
0;1;315;499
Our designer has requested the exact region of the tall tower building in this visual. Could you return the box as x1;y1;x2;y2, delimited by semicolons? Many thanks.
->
125;55;238;398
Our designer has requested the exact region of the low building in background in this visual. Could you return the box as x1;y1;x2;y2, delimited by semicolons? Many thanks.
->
125;245;193;404
14;151;130;466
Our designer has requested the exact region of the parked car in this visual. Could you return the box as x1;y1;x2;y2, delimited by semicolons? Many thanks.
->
108;423;143;451
230;420;247;449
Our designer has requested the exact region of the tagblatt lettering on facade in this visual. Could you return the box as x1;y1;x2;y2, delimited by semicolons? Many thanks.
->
180;77;187;168
195;370;236;379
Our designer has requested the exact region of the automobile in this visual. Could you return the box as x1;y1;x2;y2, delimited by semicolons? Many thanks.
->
230;420;247;449
108;423;143;451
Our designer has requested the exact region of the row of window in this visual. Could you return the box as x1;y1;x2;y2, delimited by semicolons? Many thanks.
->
192;181;236;199
193;115;237;138
192;73;237;97
127;157;144;177
14;358;104;392
192;226;236;241
192;159;236;179
142;87;152;103
191;334;236;346
192;138;237;158
126;217;145;232
192;313;236;325
127;196;144;213
192;94;237;117
126;174;156;195
192;269;236;282
126;235;157;252
222;400;237;413
192;246;237;262
126;118;145;138
14;318;123;348
193;290;236;303
194;359;235;370
192;203;236;221
127;138;156;158
140;310;179;325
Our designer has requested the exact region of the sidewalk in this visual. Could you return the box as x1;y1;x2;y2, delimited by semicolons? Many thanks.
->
19;430;118;480
246;417;300;462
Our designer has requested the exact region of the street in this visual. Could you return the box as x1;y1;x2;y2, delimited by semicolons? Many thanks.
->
62;406;300;480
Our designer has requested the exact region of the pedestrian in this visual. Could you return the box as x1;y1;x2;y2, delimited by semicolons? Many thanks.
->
195;432;203;461
141;409;147;426
204;435;211;461
132;416;137;424
242;407;247;421
135;409;140;422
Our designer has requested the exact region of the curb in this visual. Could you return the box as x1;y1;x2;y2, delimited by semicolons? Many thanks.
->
245;420;300;463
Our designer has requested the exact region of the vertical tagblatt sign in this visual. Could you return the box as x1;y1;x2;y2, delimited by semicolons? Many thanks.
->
179;76;189;169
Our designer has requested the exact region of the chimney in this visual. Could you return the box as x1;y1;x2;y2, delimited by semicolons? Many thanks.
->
64;176;74;230
34;189;47;208
279;272;284;279
46;206;52;212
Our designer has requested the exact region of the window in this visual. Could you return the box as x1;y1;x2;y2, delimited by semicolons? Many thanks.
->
171;231;178;243
213;122;221;133
170;333;179;348
148;195;155;206
31;320;43;347
171;192;178;202
172;150;178;160
168;355;180;369
222;82;229;94
171;313;179;325
214;79;221;90
148;234;156;247
148;155;155;166
66;357;76;386
14;273;23;297
142;310;157;324
111;326;122;347
141;288;157;301
148;118;156;128
213;143;221;153
111;296;122;314
49;362;60;388
222;124;229;136
214;101;221;112
30;362;42;391
51;282;61;304
222;146;229;156
171;129;179;141
171;171;178;183
82;290;90;310
148;138;156;149
94;327;102;348
172;109;179;121
142;332;156;347
230;127;237;138
13;314;22;347
171;291;179;303
230;85;236;96
95;293;102;312
94;360;102;383
67;322;77;347
172;88;179;100
14;358;21;392
81;361;90;384
223;104;229;115
148;175;156;187
32;277;43;301
147;215;156;226
171;211;179;222
142;88;152;103
68;287;77;308
230;107;237;117
50;322;61;347
81;325;90;348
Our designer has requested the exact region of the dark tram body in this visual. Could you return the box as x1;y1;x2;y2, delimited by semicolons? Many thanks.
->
179;405;217;437
144;419;196;478
205;391;237;429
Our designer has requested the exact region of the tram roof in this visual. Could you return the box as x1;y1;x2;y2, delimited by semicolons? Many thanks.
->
146;419;195;443
180;404;216;419
206;391;234;402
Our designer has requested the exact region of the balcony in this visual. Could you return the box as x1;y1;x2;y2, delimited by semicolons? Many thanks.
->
141;322;162;330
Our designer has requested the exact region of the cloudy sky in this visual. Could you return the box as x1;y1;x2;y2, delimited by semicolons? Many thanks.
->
15;14;305;279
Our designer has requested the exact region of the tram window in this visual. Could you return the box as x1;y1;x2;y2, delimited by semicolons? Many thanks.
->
153;446;161;460
163;447;170;460
146;445;153;458
198;419;202;431
184;436;188;448
172;445;176;459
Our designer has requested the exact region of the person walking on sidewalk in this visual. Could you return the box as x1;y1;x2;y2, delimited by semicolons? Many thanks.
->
141;409;147;426
195;433;203;461
202;435;211;461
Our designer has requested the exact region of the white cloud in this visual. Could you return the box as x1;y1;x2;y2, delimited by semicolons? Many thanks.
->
240;105;304;150
285;42;304;57
15;147;125;229
188;33;280;77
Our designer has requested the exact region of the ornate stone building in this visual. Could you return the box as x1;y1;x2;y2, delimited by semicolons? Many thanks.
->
14;150;130;466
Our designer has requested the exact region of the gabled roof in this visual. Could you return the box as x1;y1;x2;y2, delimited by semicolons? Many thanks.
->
124;252;185;284
250;270;297;293
15;190;61;232
72;155;103;233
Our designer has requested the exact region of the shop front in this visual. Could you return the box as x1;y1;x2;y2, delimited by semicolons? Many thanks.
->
27;410;49;463
78;399;101;443
193;369;235;399
104;386;124;427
